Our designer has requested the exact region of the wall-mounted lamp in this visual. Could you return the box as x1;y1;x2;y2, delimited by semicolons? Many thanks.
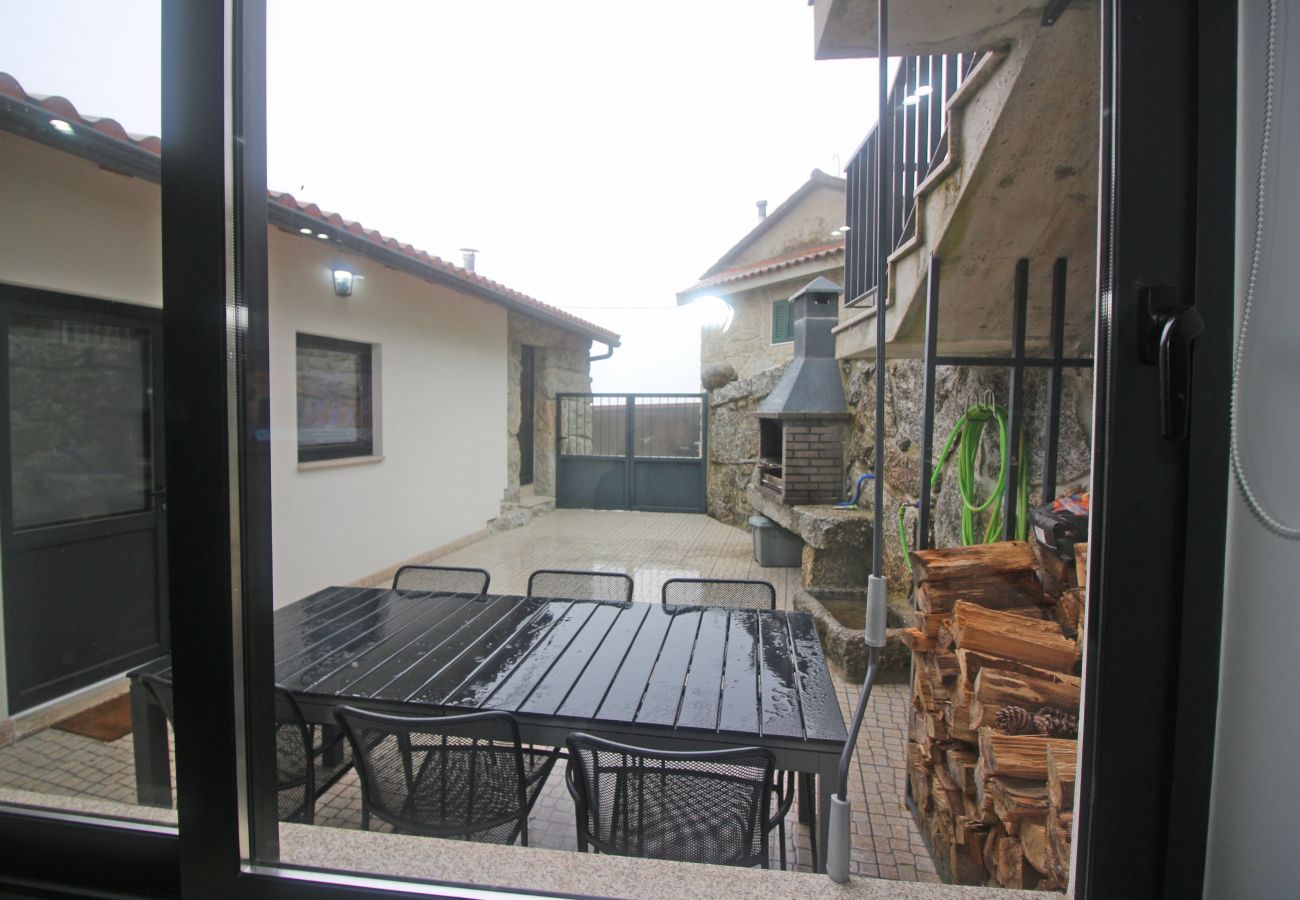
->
332;268;354;297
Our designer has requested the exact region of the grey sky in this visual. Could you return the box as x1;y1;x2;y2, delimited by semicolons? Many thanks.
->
1;0;879;391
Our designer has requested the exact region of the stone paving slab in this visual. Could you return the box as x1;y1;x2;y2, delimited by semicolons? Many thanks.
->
0;510;937;884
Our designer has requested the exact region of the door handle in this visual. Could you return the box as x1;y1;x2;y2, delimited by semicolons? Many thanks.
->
1138;286;1204;441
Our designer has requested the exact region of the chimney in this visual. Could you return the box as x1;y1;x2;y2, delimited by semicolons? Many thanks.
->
756;200;768;220
460;248;478;272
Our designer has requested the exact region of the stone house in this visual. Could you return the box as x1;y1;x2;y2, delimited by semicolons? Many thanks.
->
676;170;847;527
0;71;617;715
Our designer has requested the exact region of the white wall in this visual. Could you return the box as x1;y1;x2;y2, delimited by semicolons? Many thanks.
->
268;229;507;604
0;134;512;719
1204;3;1300;897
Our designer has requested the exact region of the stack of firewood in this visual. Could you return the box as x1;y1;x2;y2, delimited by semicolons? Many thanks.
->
901;539;1087;890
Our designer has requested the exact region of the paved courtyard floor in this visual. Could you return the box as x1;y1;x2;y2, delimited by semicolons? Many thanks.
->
0;510;936;883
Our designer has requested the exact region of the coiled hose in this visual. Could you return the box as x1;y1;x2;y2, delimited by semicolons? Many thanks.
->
901;402;1028;568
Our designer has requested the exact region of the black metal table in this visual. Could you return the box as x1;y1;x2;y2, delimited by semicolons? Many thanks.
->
129;586;848;870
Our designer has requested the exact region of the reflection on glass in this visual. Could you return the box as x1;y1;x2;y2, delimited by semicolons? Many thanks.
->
9;315;151;529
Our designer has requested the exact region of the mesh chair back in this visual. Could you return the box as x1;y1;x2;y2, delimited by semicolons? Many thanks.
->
527;569;633;605
565;733;776;867
138;673;175;724
393;565;490;596
661;578;777;611
274;686;314;822
336;707;538;844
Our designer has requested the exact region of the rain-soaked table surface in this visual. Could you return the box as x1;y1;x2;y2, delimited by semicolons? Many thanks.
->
131;586;848;866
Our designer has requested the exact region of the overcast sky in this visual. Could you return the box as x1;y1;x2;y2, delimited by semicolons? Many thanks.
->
1;0;880;391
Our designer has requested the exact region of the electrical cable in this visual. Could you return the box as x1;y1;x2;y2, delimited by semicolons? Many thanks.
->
1232;0;1300;539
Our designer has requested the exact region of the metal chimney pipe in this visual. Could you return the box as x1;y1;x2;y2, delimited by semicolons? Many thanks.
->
756;200;768;220
459;248;478;272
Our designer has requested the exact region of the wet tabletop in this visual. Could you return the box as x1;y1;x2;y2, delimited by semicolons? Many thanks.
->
273;586;847;747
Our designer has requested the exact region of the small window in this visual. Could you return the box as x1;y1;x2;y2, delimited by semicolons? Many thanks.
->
296;333;375;462
772;298;794;344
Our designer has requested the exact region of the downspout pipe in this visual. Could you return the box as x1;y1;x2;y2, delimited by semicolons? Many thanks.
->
828;0;890;883
588;341;616;362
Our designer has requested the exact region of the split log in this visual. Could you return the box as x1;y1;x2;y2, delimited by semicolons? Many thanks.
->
914;610;951;638
915;569;1047;613
1047;812;1074;883
944;700;979;743
1074;542;1088;589
1047;744;1077;813
1019;817;1053;877
970;668;1081;729
1058;587;1085;637
901;627;936;651
1032;538;1076;599
933;754;967;813
945;744;979;796
934;648;961;682
977;729;1077;780
910;540;1037;584
988;775;1051;832
952;601;1082;673
956;648;1082;704
995;826;1028;888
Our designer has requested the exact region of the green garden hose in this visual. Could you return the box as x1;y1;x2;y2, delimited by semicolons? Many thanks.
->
901;403;1029;569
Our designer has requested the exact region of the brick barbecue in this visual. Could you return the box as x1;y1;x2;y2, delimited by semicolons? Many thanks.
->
754;278;850;505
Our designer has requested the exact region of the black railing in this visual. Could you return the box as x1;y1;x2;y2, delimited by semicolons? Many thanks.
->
844;52;984;308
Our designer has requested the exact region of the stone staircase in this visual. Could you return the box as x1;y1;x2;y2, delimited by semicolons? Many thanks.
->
833;6;1100;360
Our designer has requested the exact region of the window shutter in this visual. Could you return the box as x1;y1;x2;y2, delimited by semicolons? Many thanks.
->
772;299;793;344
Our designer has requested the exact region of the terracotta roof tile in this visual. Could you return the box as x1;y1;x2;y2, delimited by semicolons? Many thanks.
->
0;71;619;346
677;241;845;300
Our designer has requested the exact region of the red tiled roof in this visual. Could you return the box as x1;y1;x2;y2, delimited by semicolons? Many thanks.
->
677;241;845;301
0;72;619;347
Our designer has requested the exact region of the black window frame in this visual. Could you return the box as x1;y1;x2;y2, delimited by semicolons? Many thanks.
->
295;332;375;463
0;2;1237;898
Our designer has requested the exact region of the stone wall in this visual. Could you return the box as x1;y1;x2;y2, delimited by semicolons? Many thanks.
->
843;359;1093;597
706;356;1093;598
706;363;787;527
700;282;796;382
504;312;593;504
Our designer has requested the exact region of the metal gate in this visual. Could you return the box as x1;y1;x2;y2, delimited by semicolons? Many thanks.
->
556;393;707;513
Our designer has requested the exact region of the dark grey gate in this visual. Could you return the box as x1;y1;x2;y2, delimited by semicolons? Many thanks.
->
556;393;706;513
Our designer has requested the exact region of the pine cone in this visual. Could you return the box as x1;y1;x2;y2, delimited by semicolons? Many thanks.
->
1033;707;1079;739
994;705;1035;735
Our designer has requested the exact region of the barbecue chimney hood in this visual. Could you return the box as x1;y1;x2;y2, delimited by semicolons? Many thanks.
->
755;277;850;419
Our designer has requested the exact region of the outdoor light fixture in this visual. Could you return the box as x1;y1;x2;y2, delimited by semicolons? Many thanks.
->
49;118;74;135
316;232;330;240
915;84;933;97
902;94;920;106
332;268;354;297
299;227;313;235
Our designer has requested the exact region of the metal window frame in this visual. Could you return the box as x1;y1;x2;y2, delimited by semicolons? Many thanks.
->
295;332;376;463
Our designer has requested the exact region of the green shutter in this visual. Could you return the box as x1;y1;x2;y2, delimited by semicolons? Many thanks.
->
772;299;793;344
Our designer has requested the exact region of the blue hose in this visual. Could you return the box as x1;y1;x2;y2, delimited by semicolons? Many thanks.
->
835;473;875;508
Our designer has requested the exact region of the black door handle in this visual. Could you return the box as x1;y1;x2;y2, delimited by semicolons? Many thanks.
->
1138;286;1204;441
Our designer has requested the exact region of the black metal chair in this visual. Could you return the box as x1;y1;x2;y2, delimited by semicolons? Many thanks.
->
527;569;633;605
565;733;793;869
136;674;351;825
660;578;777;611
274;686;354;825
335;707;558;845
657;576;793;863
392;565;490;596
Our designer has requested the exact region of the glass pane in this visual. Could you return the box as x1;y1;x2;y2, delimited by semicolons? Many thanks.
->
9;316;151;529
0;0;176;829
296;335;371;456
